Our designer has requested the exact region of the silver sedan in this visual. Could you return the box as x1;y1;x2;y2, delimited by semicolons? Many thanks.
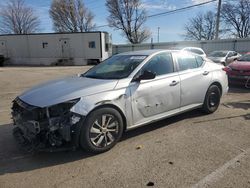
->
12;50;228;153
208;50;241;66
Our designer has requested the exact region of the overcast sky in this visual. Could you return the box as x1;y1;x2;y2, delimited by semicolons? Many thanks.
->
0;0;218;44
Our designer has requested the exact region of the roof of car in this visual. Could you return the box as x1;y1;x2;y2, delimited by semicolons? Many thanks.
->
182;47;204;50
117;49;178;56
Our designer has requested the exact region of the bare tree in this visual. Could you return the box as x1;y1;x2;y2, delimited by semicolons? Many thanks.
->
106;0;150;44
221;0;250;38
184;11;216;40
50;0;95;32
0;0;40;34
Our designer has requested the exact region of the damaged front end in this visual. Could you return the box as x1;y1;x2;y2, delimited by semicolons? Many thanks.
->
12;97;83;152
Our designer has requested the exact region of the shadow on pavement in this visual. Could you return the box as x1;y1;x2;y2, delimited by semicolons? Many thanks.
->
223;100;250;110
193;113;250;124
0;109;205;175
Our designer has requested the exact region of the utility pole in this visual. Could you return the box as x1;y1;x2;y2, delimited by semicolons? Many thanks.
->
215;0;222;39
157;27;160;43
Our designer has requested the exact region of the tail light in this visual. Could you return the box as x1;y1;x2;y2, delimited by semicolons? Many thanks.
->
222;66;231;72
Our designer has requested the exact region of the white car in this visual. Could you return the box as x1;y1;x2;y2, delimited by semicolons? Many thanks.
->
182;47;207;58
12;50;228;153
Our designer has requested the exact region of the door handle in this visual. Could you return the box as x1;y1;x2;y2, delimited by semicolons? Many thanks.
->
169;80;179;86
203;71;209;75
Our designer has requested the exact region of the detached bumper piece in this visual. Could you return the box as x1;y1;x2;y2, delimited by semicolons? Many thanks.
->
12;98;83;153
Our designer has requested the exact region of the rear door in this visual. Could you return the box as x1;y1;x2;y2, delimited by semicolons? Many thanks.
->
174;52;212;107
130;52;181;126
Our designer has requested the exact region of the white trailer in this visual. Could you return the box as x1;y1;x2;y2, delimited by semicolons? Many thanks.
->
0;32;112;65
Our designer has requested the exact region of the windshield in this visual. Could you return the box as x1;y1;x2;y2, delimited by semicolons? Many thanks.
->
83;55;147;79
238;54;250;62
209;51;228;57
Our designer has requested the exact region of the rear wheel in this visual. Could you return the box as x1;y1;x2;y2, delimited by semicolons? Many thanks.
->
80;107;124;153
202;85;221;114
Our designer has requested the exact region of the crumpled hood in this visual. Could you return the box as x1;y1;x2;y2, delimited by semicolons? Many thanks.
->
229;61;250;70
19;76;118;107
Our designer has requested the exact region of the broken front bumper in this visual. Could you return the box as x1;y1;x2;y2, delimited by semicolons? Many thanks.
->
12;97;84;152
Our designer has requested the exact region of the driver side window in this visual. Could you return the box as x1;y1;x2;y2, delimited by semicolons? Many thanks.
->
141;53;174;76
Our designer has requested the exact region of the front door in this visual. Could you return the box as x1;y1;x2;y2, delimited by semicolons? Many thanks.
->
130;52;181;126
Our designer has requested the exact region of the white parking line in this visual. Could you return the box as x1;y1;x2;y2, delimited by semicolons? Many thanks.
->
191;148;250;188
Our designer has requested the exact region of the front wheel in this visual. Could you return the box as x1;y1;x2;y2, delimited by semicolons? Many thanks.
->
202;85;221;114
80;107;124;153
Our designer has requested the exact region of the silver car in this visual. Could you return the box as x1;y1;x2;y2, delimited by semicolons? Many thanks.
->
208;50;241;66
12;50;228;153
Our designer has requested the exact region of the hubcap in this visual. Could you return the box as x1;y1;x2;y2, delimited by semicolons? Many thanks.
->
209;92;218;107
90;114;119;147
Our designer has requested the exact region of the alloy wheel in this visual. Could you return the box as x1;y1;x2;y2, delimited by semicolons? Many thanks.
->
89;114;119;148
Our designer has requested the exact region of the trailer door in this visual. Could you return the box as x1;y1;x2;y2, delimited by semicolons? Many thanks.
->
0;41;7;57
60;38;71;58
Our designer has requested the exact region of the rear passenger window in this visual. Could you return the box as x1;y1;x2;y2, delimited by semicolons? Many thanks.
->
177;54;198;71
196;56;204;67
142;53;174;76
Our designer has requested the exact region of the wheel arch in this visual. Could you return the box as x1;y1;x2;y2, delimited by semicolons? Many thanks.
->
209;81;223;96
87;104;128;132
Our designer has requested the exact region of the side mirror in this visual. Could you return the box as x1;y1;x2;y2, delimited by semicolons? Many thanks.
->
133;70;156;82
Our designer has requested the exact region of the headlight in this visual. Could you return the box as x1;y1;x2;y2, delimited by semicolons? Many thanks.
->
48;98;80;117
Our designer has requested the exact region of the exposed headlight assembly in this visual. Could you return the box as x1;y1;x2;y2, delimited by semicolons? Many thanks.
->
48;98;80;117
45;98;82;145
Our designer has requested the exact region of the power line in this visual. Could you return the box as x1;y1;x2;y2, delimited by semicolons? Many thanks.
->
147;0;217;18
95;0;217;29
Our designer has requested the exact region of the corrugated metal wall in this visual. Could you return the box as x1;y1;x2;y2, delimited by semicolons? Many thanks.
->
112;39;250;55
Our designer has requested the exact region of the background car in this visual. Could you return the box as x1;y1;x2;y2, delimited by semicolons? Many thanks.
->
12;50;228;153
182;47;206;58
208;50;241;66
224;52;250;88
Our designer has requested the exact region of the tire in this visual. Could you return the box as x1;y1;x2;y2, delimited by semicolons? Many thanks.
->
202;85;221;114
80;107;124;153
